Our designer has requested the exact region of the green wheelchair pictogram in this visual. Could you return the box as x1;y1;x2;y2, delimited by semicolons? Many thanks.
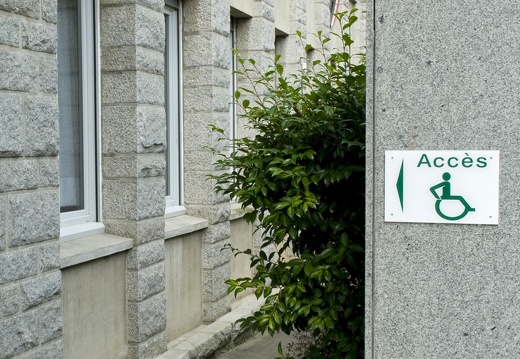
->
430;172;475;221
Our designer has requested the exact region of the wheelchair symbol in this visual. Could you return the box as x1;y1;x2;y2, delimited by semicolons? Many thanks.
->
430;172;475;221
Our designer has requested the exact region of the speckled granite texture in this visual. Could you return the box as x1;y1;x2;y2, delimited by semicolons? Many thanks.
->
366;1;520;358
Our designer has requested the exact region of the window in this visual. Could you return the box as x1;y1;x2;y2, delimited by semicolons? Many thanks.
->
164;0;184;217
228;17;240;205
330;0;341;27
230;17;237;153
58;0;102;238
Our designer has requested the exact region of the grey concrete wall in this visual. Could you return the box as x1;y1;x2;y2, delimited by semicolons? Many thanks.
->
62;252;127;359
230;218;253;300
165;231;203;341
0;1;63;358
367;1;520;358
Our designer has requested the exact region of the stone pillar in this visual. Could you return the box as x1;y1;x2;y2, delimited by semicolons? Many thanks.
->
367;1;520;357
305;0;331;64
346;0;366;57
0;1;63;357
235;0;276;140
275;0;307;76
100;1;167;358
182;0;233;323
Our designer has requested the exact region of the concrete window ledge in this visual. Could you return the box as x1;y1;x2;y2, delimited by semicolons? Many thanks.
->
229;203;252;221
165;215;209;239
60;233;134;269
157;294;266;359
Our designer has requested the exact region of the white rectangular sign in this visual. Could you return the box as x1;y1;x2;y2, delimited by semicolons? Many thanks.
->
385;150;500;225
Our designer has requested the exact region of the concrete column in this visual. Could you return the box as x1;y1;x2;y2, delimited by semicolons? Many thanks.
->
367;1;520;358
182;0;233;323
100;1;167;358
0;0;63;357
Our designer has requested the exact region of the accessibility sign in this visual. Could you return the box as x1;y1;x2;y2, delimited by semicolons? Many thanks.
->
385;150;500;225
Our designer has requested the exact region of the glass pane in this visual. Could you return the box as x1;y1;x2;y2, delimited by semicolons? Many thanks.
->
164;12;170;197
230;18;236;150
165;5;180;202
58;0;84;212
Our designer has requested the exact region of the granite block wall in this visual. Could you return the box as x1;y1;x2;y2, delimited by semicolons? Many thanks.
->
0;1;63;358
100;1;167;358
0;0;367;358
367;1;520;357
183;0;234;323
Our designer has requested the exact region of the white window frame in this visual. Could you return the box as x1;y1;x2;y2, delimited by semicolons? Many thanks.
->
230;17;237;152
58;0;103;240
228;17;240;205
330;0;341;27
164;0;185;218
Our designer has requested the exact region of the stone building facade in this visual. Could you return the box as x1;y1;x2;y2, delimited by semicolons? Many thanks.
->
0;0;365;358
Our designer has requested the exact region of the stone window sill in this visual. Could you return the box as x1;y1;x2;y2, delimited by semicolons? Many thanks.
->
230;202;252;221
60;215;209;268
165;215;208;240
60;233;133;269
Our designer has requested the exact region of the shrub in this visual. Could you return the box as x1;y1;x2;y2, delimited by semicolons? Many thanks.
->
211;10;366;359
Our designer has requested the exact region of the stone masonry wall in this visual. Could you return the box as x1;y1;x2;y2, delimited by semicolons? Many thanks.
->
100;1;168;358
0;1;366;358
234;0;276;140
182;0;234;323
275;0;307;76
0;1;63;358
347;0;367;58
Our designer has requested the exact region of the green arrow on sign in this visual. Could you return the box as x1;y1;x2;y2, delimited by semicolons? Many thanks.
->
396;160;404;211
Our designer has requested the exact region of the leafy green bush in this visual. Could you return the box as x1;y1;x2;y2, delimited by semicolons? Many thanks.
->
211;10;365;359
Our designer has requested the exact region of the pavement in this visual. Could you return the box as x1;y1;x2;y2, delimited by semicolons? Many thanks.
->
215;331;294;359
157;294;296;359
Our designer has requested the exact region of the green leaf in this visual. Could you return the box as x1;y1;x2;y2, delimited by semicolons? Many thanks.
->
210;11;366;358
304;262;313;277
276;64;283;76
255;287;265;299
287;206;294;219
